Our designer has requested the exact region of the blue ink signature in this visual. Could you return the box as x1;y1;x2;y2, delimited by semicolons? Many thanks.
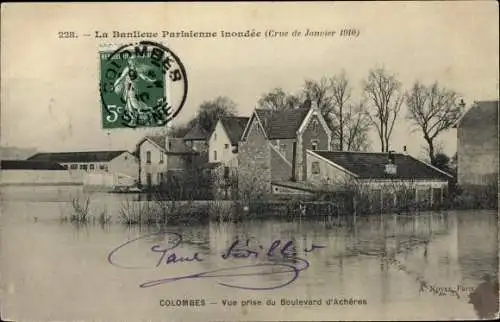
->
107;232;326;290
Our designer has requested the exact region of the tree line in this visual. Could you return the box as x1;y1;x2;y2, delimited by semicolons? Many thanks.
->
166;66;465;168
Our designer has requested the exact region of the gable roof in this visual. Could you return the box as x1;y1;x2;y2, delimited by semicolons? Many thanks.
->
1;160;66;170
253;108;310;139
311;151;452;180
137;135;197;154
220;116;250;145
456;100;499;128
27;150;128;163
183;123;210;141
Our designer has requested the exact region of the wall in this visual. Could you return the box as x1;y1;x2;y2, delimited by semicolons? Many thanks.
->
108;152;139;179
458;112;499;186
306;150;351;187
298;113;329;181
0;170;83;185
208;121;238;166
139;140;168;186
238;117;272;198
167;154;189;171
270;145;293;181
271;138;295;164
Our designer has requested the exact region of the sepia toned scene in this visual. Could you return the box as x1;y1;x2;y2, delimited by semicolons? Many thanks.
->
1;2;498;321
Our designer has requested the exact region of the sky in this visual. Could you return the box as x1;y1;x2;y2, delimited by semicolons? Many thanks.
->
1;2;498;159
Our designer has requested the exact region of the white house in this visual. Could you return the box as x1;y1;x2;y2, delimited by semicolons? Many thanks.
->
208;116;249;167
137;135;199;188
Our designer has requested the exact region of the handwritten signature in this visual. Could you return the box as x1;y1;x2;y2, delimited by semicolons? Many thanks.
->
107;232;325;290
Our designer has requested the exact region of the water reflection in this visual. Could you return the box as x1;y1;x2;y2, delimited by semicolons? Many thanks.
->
0;186;497;321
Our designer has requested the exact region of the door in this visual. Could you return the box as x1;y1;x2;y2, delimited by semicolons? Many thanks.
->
146;173;152;189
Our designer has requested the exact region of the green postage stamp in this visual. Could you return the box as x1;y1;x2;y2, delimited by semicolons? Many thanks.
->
99;41;188;129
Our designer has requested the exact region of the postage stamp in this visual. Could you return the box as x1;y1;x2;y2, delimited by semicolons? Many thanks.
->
0;2;498;322
99;41;187;129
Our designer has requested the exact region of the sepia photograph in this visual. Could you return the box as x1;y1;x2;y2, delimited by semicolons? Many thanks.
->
0;2;498;321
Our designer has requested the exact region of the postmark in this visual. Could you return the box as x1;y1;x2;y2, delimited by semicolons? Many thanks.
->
99;41;188;129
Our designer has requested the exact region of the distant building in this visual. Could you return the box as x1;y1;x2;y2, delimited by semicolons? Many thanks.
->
136;135;199;189
238;104;332;196
0;160;82;186
26;150;138;179
304;150;453;208
183;123;210;152
456;100;499;186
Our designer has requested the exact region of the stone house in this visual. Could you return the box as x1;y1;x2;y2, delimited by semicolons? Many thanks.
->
456;100;499;186
238;104;332;197
136;135;199;189
305;150;453;209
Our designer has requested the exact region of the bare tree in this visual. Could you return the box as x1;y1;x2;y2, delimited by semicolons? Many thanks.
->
363;67;404;152
258;88;300;110
301;77;334;120
330;71;371;151
406;81;463;164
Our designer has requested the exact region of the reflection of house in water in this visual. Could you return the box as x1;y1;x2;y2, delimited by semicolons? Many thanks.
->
456;211;498;283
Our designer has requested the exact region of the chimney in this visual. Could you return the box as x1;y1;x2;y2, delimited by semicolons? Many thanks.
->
385;150;397;175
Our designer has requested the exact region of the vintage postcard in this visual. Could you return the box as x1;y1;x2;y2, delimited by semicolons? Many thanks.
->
1;2;498;321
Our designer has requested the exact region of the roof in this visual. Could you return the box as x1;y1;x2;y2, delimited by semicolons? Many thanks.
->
312;151;452;180
254;108;310;139
220;116;250;145
456;100;499;128
138;135;197;154
183;123;210;141
1;160;66;170
27;150;128;163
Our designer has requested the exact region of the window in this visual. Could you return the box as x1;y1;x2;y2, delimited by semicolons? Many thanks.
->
104;165;109;172
146;151;151;164
214;133;217;140
89;164;95;171
70;164;78;170
62;164;68;170
213;150;217;161
159;152;164;164
168;142;172;150
311;161;320;174
311;140;319;151
311;120;319;135
224;144;229;149
124;155;128;160
80;164;88;171
99;164;106;170
224;166;230;179
280;144;287;151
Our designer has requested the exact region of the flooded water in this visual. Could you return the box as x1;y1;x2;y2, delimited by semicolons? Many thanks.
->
0;186;498;321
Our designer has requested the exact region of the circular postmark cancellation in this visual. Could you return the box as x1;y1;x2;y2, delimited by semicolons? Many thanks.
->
99;41;188;129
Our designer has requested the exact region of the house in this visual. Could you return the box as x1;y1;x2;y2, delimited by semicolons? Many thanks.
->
136;135;199;189
0;160;82;185
206;116;249;199
208;116;249;167
456;100;499;186
304;150;453;208
238;103;332;197
27;150;138;179
183;123;210;152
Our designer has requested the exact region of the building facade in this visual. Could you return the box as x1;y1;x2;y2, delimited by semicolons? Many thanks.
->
137;135;199;189
456;100;499;186
238;105;332;197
